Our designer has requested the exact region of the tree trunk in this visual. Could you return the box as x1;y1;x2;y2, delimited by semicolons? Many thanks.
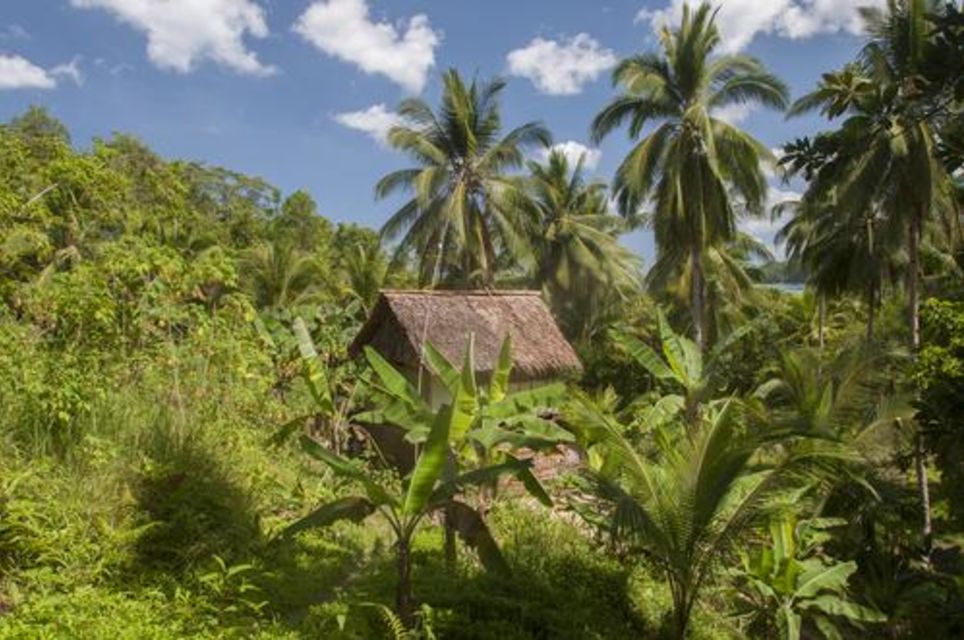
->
818;294;826;349
691;244;705;352
866;284;876;341
915;433;933;562
396;536;414;627
908;213;921;350
909;212;930;557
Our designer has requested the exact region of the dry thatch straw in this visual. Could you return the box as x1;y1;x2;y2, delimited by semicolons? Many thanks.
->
350;290;582;381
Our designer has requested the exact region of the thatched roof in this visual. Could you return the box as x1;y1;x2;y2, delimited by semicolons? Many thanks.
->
349;290;582;381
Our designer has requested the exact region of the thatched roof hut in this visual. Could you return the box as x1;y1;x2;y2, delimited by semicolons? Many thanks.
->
349;290;582;382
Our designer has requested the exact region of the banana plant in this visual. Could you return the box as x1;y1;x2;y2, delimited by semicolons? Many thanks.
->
356;334;570;568
269;316;360;453
611;309;753;426
730;516;885;640
283;339;552;626
357;334;572;454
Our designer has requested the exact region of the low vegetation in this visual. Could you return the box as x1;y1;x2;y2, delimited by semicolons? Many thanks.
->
0;1;961;638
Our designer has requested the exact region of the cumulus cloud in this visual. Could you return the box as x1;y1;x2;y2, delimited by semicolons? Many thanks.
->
637;0;885;53
507;33;616;95
541;141;602;170
0;54;56;89
70;0;275;75
294;0;440;93
739;185;801;253
333;103;402;144
711;102;753;125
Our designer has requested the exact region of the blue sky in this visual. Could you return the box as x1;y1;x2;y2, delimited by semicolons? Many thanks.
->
0;0;880;261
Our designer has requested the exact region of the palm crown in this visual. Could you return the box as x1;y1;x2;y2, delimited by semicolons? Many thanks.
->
376;70;551;287
591;2;788;349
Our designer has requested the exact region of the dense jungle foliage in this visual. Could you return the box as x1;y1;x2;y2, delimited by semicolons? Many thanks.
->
0;1;962;638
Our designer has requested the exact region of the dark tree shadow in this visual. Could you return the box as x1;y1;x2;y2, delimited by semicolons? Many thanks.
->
128;427;262;574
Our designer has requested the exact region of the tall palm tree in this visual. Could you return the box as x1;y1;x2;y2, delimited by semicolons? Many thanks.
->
789;0;956;351
376;70;551;287
591;2;788;351
509;150;640;338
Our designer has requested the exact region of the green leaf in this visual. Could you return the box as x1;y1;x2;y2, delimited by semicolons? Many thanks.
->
423;341;459;391
611;330;676;382
429;458;530;504
505;454;553;507
487;382;566;419
282;497;375;538
489;335;513;403
449;335;479;443
811;614;843;640
657;308;701;386
363;346;423;406
353;400;434;439
802;595;886;623
300;435;395;507
294;316;333;414
403;406;453;515
794;561;856;599
446;501;510;575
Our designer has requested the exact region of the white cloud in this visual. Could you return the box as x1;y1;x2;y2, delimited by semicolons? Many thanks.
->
0;54;55;89
50;56;84;86
711;102;753;125
507;33;616;95
294;0;440;93
761;147;786;179
637;0;885;53
333;103;402;144
541;141;602;170
739;185;801;254
70;0;274;76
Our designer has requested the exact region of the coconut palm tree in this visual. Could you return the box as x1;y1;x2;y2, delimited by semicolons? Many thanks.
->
591;2;789;351
789;0;956;351
567;396;843;639
376;70;551;287
508;150;640;338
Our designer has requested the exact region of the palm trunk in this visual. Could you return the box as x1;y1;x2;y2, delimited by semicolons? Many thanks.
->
818;294;826;349
866;284;875;341
909;212;930;558
909;213;921;351
396;535;414;627
914;434;933;562
691;244;705;352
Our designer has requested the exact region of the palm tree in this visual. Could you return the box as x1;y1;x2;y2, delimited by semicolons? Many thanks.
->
376;70;551;287
591;2;788;351
338;241;389;315
789;0;956;351
509;150;640;338
774;182;900;342
567;397;815;639
241;239;326;309
788;2;958;555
